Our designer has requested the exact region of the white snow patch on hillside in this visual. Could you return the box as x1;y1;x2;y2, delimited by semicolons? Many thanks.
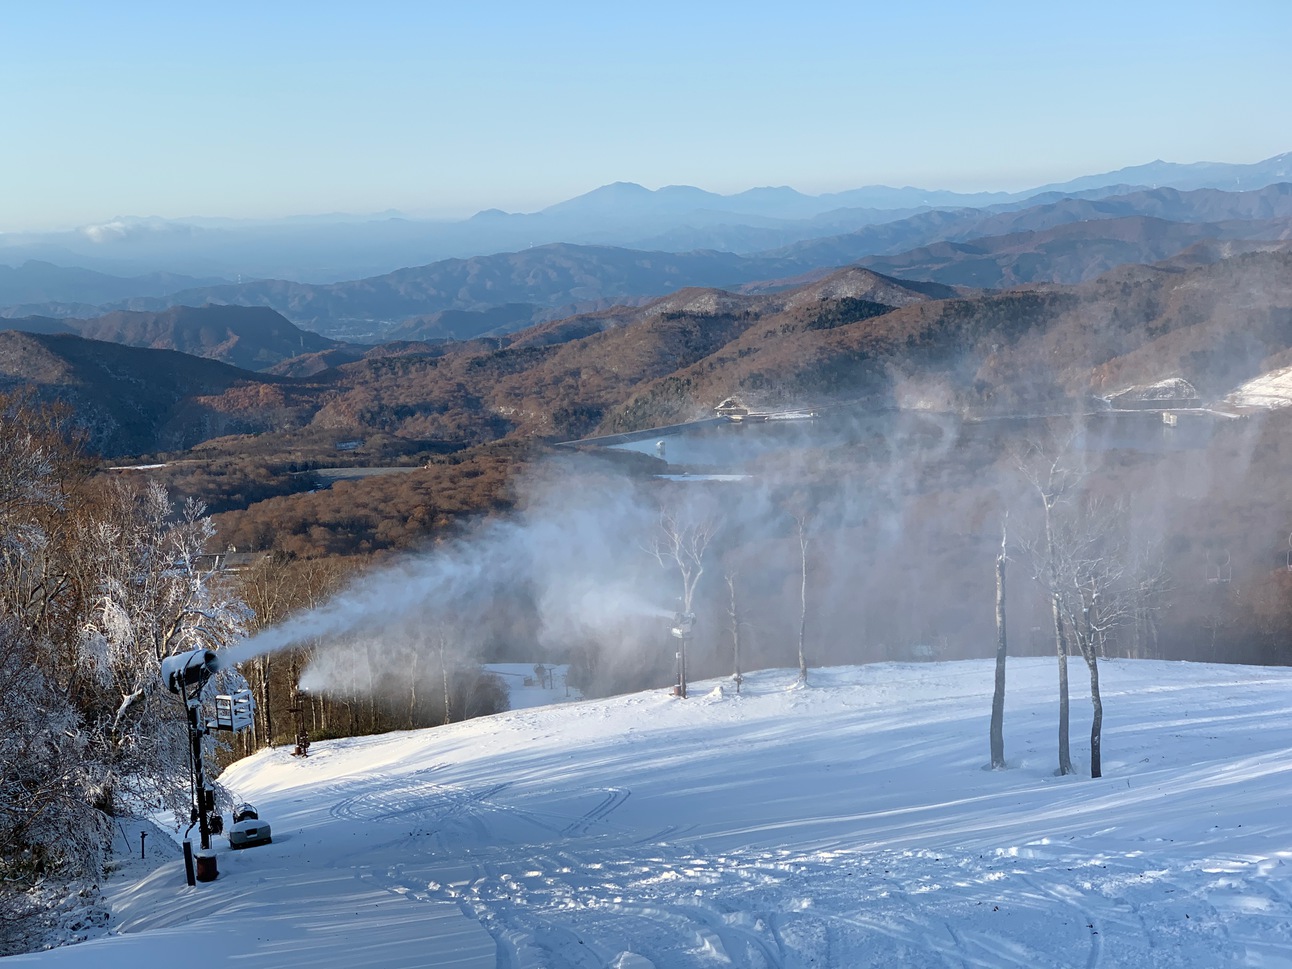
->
484;662;581;709
10;658;1292;967
1226;364;1292;409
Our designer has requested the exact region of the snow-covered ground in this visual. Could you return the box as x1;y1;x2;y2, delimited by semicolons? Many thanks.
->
10;658;1292;967
484;663;582;710
1227;365;1292;410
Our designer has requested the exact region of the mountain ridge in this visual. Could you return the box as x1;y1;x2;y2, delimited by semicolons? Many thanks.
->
2;152;1288;282
1;304;340;371
7;249;1292;461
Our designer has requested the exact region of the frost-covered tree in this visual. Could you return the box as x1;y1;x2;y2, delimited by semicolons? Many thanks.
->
1019;443;1084;776
1045;498;1167;778
0;620;108;942
0;395;105;944
648;505;720;699
1021;436;1168;779
0;397;252;939
774;487;819;688
78;480;251;817
0;399;88;675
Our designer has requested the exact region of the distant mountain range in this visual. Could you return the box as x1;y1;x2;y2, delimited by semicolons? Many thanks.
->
854;216;1292;289
0;261;227;309
1;152;1288;283
7;182;1290;346
534;151;1292;220
6;249;1292;459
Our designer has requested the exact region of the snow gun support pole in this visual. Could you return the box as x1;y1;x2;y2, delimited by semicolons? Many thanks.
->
670;612;695;699
289;686;310;757
161;649;220;876
188;696;212;852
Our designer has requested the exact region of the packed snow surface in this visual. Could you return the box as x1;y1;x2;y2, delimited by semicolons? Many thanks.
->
10;658;1292;967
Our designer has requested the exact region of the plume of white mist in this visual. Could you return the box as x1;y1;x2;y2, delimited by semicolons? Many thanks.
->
224;461;689;699
521;469;675;656
221;516;527;676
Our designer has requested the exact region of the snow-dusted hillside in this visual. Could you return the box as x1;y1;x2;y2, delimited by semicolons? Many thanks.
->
10;658;1292;967
1227;365;1292;410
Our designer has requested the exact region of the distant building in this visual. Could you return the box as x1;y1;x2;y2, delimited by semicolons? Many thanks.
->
714;395;816;423
1106;377;1202;410
191;550;271;574
714;396;751;419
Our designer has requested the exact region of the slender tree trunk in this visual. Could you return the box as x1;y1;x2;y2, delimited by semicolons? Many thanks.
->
440;637;452;726
347;659;358;735
1042;498;1073;776
260;654;273;747
726;572;743;695
1132;602;1143;659
365;642;377;733
797;523;809;685
250;657;265;748
1051;593;1073;775
1084;603;1104;779
990;522;1007;769
408;649;420;729
1086;647;1102;778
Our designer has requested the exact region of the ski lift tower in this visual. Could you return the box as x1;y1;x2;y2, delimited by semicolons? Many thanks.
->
161;648;255;884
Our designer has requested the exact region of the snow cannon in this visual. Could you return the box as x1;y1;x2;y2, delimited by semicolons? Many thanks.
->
670;612;695;640
161;648;219;694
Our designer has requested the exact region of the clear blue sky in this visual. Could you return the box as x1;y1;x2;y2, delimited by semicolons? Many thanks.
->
3;0;1289;230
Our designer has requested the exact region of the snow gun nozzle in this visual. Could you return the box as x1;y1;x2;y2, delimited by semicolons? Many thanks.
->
670;612;695;639
161;648;220;694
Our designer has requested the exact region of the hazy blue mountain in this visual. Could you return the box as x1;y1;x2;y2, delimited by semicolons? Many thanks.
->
0;153;1285;284
0;315;75;335
6;182;1291;343
853;215;1292;288
1026;152;1292;195
0;260;225;305
769;183;1292;268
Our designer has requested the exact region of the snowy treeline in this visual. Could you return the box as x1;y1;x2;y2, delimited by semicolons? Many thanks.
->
0;393;249;951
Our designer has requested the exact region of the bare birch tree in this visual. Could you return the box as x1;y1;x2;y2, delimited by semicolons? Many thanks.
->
1018;440;1085;776
439;631;452;725
648;506;720;699
725;568;744;695
1047;498;1167;778
989;515;1008;770
792;512;811;685
1021;436;1169;779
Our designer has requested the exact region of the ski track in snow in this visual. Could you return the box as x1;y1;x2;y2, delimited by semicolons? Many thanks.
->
343;804;1278;968
13;660;1292;968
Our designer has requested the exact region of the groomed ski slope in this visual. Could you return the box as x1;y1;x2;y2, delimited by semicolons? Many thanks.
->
10;658;1292;968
